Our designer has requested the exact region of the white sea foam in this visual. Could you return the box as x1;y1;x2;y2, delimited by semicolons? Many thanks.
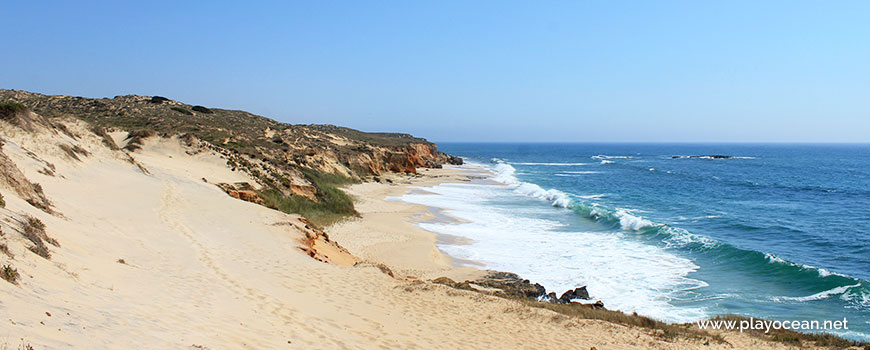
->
765;253;789;265
775;284;861;302
512;162;590;166
600;160;615;165
559;171;602;175
399;164;711;323
592;155;633;159
672;155;758;160
615;209;655;230
818;268;852;278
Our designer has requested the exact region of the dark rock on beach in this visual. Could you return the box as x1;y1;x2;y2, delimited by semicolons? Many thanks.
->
446;155;464;165
557;286;590;304
432;271;604;309
474;271;547;299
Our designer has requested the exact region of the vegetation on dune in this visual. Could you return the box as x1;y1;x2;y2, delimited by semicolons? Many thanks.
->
703;315;870;348
22;215;56;259
1;264;20;284
192;105;213;114
170;106;192;115
500;295;723;343
0;101;27;116
0;101;34;130
0;192;5;208
0;242;12;258
260;169;359;227
0;89;454;229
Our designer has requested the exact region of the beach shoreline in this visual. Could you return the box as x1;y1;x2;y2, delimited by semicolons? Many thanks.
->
327;166;489;282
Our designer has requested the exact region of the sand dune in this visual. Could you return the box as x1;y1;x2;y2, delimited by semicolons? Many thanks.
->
0;120;801;349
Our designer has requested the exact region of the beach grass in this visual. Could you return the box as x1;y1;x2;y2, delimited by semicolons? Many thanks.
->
704;315;870;348
259;169;359;227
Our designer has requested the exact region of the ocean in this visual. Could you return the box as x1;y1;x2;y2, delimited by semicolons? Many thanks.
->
399;143;870;340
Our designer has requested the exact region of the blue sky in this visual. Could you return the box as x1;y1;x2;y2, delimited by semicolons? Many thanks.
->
2;1;868;142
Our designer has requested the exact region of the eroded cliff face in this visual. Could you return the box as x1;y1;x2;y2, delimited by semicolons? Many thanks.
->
0;90;462;205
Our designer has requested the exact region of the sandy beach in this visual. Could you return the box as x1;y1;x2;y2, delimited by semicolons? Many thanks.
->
0;120;802;349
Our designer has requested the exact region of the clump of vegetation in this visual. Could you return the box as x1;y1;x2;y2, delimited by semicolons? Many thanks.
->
0;101;27;117
0;242;11;257
24;184;52;213
123;130;156;151
0;192;5;208
170;106;193;116
1;264;20;284
58;144;90;161
704;315;869;348
0;101;35;130
22;215;56;259
192;105;213;114
521;298;722;342
150;96;169;104
259;169;358;227
91;126;120;150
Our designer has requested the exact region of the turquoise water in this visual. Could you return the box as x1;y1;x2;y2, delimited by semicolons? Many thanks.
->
401;143;870;340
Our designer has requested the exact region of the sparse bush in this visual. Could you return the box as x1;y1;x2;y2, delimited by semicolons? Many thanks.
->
150;96;169;104
0;101;34;130
26;183;52;213
58;144;90;161
124;130;156;151
170;106;193;116
91;126;120;150
22;215;56;259
1;264;20;284
0;192;5;208
32;183;43;195
704;315;868;348
0;242;11;257
0;101;27;118
192;105;213;114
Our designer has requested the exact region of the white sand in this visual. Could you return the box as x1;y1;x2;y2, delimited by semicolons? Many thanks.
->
0;120;801;349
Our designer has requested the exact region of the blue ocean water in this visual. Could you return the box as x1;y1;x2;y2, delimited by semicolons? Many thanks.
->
402;143;870;340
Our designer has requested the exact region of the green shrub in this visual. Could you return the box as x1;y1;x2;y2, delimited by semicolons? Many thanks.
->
192;105;213;114
258;169;359;227
0;101;27;117
150;96;169;104
170;106;193;116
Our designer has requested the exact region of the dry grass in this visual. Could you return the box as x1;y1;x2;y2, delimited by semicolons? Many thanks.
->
91;126;120;150
702;315;869;348
123;130;156;151
21;216;56;259
58;144;90;161
0;242;11;258
1;264;20;285
515;298;724;343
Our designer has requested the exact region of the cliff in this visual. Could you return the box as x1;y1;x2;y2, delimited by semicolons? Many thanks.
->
0;89;462;226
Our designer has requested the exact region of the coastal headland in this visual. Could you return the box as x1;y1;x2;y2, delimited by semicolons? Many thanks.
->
0;90;857;349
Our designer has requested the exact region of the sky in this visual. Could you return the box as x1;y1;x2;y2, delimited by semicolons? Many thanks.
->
2;1;869;142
